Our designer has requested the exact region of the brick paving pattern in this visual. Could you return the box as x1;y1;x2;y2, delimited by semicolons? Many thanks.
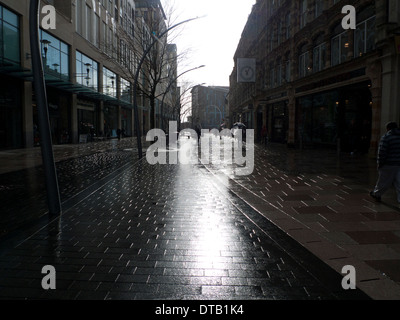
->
0;137;399;299
0;139;369;300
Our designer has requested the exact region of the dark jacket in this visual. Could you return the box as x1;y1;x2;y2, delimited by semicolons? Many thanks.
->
378;128;400;167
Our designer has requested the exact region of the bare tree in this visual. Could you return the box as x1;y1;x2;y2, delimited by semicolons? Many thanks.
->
100;0;192;133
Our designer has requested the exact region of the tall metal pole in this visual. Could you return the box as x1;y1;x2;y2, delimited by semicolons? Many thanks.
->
133;17;202;159
29;0;61;216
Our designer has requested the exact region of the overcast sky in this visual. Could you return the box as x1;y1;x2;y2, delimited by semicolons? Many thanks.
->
162;0;256;87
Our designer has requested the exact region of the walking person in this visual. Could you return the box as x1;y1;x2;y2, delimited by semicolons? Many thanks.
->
370;122;400;203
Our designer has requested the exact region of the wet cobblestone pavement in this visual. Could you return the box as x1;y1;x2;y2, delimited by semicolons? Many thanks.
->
0;137;398;300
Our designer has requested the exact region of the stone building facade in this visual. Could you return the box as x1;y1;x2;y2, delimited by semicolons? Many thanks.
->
229;0;400;154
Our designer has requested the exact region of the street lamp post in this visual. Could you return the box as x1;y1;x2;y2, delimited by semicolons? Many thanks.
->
133;17;203;159
29;0;61;216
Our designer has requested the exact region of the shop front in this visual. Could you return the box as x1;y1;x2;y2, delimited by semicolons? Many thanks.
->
121;107;132;137
296;82;372;153
77;99;98;142
103;104;118;138
270;101;288;143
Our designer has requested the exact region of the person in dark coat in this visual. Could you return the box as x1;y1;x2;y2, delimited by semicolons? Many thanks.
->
261;125;268;146
370;122;400;203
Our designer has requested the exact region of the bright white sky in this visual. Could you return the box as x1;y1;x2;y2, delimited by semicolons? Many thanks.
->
162;0;256;87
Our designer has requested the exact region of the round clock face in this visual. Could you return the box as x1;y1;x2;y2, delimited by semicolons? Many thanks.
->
240;66;255;81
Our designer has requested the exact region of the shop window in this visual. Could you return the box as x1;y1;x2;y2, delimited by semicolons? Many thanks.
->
297;91;339;146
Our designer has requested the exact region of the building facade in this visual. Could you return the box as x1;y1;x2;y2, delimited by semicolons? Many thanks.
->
191;85;229;130
229;0;400;154
0;0;178;149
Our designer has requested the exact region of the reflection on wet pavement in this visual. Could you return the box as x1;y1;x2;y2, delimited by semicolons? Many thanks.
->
0;140;370;300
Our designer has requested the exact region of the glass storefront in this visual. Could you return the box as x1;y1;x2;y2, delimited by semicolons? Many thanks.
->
77;100;98;141
297;91;338;146
296;83;372;152
0;77;21;149
103;104;118;138
338;85;372;153
271;101;288;143
121;107;132;137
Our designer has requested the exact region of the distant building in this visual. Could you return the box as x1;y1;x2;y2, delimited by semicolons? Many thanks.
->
191;85;229;130
229;0;400;154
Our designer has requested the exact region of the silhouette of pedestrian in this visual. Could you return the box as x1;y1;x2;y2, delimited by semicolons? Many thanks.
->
261;125;268;146
370;122;400;203
195;126;201;142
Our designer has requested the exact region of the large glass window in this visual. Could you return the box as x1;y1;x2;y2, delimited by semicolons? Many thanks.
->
103;67;117;97
40;30;69;80
300;0;307;29
313;42;326;73
0;6;20;65
331;31;349;66
298;46;309;78
354;16;376;57
120;77;131;103
76;51;98;90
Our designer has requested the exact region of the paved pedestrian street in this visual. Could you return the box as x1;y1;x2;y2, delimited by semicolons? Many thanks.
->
0;137;399;303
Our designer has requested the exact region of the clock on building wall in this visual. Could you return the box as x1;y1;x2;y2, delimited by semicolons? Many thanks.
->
237;58;256;83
